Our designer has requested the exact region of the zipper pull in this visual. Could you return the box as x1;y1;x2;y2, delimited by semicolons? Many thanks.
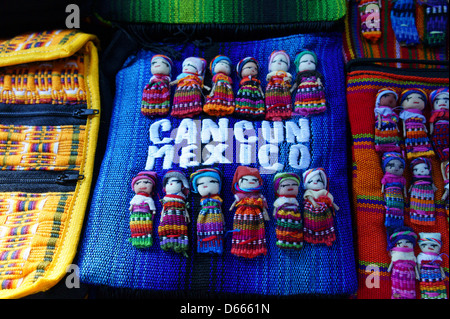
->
73;108;99;118
56;172;84;184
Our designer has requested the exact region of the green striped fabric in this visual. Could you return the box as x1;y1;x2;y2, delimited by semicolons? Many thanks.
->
94;0;346;24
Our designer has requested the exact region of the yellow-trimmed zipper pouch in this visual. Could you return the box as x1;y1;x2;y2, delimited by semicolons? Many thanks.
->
0;30;100;299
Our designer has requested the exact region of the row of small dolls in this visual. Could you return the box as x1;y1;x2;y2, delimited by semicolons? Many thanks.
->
381;153;449;228
140;50;327;122
359;0;447;47
386;226;448;299
374;87;449;163
128;166;339;258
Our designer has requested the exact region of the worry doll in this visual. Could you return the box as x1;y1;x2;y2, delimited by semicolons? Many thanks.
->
417;233;447;299
291;50;326;116
358;0;382;43
273;172;303;250
387;226;419;299
302;168;339;246
158;170;190;256
381;152;407;229
203;55;235;117
129;171;157;248
190;168;225;254
373;88;402;154
170;56;207;118
141;54;173;117
229;166;269;258
409;157;437;226
429;87;449;163
399;88;435;160
234;57;265;120
265;50;292;121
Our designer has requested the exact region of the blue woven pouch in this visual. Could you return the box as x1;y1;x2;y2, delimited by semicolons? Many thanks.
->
77;32;357;297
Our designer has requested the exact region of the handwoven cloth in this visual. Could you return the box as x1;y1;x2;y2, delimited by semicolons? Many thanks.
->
94;0;346;25
77;32;357;297
343;0;448;63
0;30;100;299
347;62;449;299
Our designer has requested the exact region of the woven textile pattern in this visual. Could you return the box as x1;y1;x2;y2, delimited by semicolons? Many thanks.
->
347;69;449;299
0;193;73;290
0;54;87;105
0;30;100;299
343;0;448;63
0;125;85;171
94;0;346;24
77;32;357;296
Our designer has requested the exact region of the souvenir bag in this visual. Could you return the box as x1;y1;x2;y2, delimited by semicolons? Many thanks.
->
0;30;101;298
76;0;357;298
346;58;449;299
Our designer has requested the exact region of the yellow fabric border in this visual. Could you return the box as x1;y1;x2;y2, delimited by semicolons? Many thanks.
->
0;30;100;299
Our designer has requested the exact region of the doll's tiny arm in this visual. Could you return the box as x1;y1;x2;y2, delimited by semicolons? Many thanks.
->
208;83;216;97
284;73;292;83
442;188;449;201
229;195;239;211
266;71;276;81
377;113;382;129
317;77;323;86
408;184;413;193
402;121;406;138
333;202;340;211
429;123;434;135
415;264;420;280
381;184;385;193
307;195;318;208
404;186;408;198
259;85;265;98
387;260;393;273
263;207;270;221
432;183;438;192
441;267;446;279
273;207;277;217
169;79;179;86
290;82;298;93
184;209;190;224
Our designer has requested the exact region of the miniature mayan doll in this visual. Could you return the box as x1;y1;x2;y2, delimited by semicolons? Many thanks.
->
273;172;303;250
374;88;402;154
170;56;207;118
203;55;235;116
158;170;190;256
291;50;326;116
409;157;437;226
429;88;449;163
229;166;269;258
265;50;292;121
391;0;420;46
141;55;173;117
358;0;382;43
417;233;447;299
234;57;265;120
190;168;225;254
129;171;157;248
381;152;407;229
387;226;419;299
399;88;435;160
423;1;448;47
302;168;339;246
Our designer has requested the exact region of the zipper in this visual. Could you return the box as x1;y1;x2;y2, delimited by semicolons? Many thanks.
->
0;108;98;119
0;104;99;126
0;170;83;192
346;58;449;74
